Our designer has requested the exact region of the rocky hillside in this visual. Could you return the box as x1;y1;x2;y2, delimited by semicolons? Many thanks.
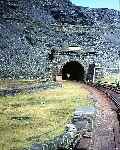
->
0;0;120;79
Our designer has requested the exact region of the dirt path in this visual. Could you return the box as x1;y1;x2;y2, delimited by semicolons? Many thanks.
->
86;86;120;150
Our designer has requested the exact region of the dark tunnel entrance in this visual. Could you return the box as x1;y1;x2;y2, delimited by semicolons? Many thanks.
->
62;61;85;81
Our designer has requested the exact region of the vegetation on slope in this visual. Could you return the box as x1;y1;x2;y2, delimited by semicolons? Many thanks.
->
97;73;120;87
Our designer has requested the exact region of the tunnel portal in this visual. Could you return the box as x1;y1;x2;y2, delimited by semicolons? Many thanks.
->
62;61;85;81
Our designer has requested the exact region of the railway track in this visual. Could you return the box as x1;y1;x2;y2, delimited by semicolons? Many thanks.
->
88;83;120;111
73;82;120;150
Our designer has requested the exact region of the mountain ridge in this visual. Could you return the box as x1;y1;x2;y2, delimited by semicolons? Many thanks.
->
0;0;120;79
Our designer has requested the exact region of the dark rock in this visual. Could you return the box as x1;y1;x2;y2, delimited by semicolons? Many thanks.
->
0;0;120;79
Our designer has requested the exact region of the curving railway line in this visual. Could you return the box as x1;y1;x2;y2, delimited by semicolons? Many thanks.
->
76;82;120;150
1;80;120;150
89;83;120;111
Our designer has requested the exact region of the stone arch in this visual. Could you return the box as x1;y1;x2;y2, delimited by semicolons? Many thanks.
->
62;61;85;81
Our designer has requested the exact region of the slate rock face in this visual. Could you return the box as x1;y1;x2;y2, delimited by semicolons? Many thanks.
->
0;0;120;79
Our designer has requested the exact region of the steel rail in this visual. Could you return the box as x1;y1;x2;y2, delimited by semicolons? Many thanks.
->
89;83;120;110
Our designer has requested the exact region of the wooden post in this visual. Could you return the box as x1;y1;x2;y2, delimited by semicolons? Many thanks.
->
93;66;96;83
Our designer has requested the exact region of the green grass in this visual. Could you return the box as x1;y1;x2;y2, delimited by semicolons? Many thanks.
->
0;79;43;90
0;81;93;150
97;73;120;86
